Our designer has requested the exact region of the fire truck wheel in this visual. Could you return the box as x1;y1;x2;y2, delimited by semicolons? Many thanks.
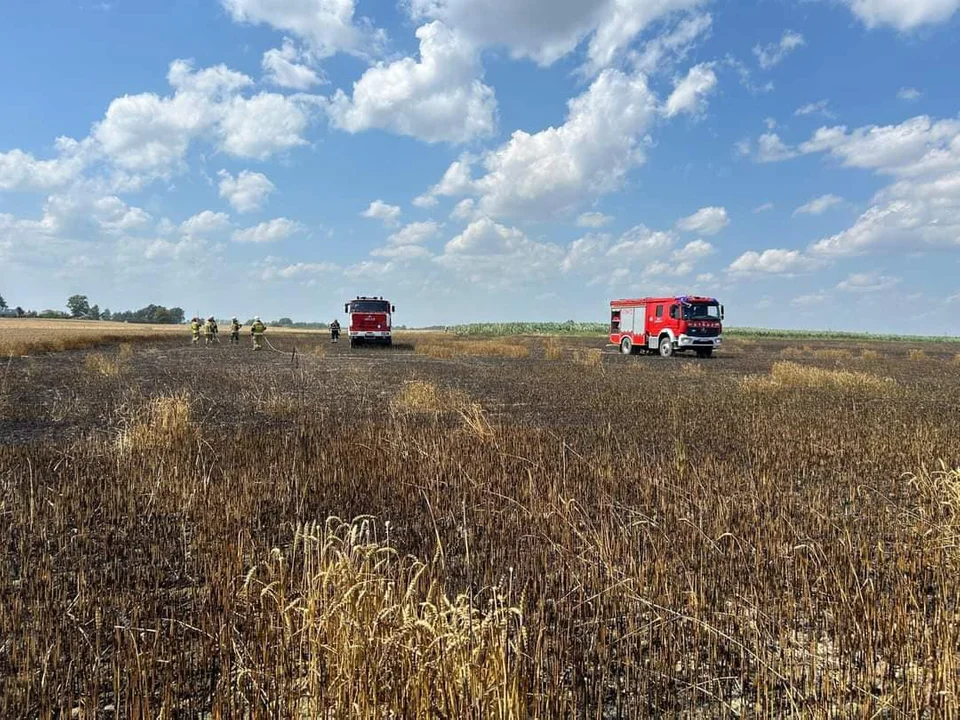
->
620;337;633;355
658;336;674;358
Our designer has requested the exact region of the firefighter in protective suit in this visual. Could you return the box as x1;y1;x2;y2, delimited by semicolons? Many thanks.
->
330;319;341;343
250;317;266;350
230;317;242;345
190;318;201;344
204;317;219;345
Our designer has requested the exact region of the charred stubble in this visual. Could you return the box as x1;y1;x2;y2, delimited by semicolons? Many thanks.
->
1;333;959;718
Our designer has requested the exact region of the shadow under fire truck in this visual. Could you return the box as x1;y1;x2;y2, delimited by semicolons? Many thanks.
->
610;295;724;358
344;296;396;348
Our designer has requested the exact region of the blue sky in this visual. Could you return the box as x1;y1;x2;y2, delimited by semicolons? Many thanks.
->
2;0;959;332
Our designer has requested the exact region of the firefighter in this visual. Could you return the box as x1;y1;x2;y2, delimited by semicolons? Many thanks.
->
204;316;219;345
190;317;201;345
330;319;341;343
250;316;266;350
229;317;242;344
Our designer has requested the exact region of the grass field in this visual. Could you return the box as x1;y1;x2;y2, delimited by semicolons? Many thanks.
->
1;330;959;717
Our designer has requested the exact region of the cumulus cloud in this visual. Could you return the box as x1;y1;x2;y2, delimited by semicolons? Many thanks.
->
0;142;92;192
407;0;707;72
836;271;901;293
218;169;275;213
675;206;728;235
232;217;302;243
793;194;844;216
753;30;804;69
361;200;402;227
262;39;324;90
841;0;960;30
755;133;798;163
91;59;319;178
898;87;922;102
663;63;717;118
423;68;657;220
728;248;819;275
577;211;613;228
386;221;441;246
180;210;231;236
802;116;960;256
327;22;496;143
220;0;382;57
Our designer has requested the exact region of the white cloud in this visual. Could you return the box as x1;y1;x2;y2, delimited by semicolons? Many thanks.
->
792;291;829;307
753;30;804;70
371;244;433;259
675;206;728;235
793;194;844;216
0;142;91;192
218;169;275;213
416;153;477;206
92;196;152;234
327;22;496;144
663;63;717;118
219;93;313;159
450;68;657;220
753;202;774;213
836;271;901;293
232;217;302;243
407;0;707;72
841;0;960;30
220;0;381;57
800;116;960;173
450;198;479;221
262;39;324;90
361;200;402;227
630;13;712;75
180;210;231;236
90;59;319;180
728;248;819;275
801;116;960;257
386;220;441;246
264;261;340;280
94;60;253;174
795;99;834;118
756;132;798;163
898;87;922;102
577;211;613;228
672;238;714;263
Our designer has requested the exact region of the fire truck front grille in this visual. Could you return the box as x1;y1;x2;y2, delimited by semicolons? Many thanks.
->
688;326;720;338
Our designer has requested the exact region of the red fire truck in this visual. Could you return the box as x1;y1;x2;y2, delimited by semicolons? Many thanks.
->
344;296;396;348
610;295;724;358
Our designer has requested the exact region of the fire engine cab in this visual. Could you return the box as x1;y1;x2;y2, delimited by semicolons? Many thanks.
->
344;296;396;348
610;296;724;358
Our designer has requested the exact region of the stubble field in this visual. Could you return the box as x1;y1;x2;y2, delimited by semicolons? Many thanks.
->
1;328;959;718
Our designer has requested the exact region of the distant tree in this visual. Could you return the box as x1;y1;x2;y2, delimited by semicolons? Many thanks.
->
169;307;185;324
101;308;112;321
89;304;101;321
40;309;70;319
277;317;294;327
14;306;24;318
67;295;90;318
0;294;7;310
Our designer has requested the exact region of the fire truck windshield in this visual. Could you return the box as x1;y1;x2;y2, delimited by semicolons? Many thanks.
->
683;303;720;320
349;300;391;313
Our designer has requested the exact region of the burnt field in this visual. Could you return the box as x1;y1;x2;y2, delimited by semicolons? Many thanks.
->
2;332;960;718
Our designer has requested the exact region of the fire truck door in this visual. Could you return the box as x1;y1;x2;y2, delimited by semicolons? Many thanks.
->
621;307;634;334
648;304;664;348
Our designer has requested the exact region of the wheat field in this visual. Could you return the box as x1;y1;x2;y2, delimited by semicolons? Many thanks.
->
1;331;959;717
